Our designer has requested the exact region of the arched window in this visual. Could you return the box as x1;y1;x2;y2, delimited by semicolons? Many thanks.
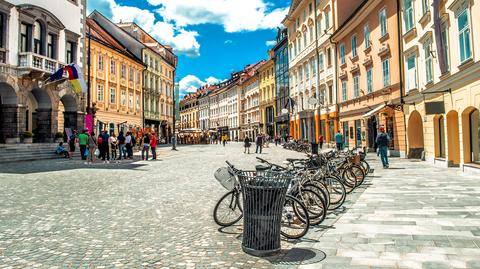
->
469;109;480;163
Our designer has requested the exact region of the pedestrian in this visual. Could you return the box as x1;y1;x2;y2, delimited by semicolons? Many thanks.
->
150;132;157;160
255;133;263;154
244;136;251;154
142;132;150;160
319;134;324;150
99;130;110;162
87;131;97;164
68;130;77;160
274;134;279;146
56;142;69;158
78;129;88;160
109;133;118;161
222;134;227;147
125;132;132;159
335;130;344;151
117;131;126;160
376;126;391;168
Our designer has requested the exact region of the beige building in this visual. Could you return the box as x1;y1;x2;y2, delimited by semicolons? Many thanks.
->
240;61;265;139
402;0;480;172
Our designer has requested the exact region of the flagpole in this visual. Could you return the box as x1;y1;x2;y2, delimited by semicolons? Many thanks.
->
87;26;91;114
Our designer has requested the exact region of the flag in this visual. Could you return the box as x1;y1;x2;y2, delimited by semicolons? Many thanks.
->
49;67;65;82
284;97;295;110
65;64;87;93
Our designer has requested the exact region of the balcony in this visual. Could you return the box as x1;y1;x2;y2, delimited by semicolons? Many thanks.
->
18;52;64;74
339;70;347;79
363;55;373;66
350;63;360;73
378;43;390;58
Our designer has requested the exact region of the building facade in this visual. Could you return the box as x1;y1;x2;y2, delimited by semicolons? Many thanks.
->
0;0;85;143
118;22;177;142
86;17;144;135
259;52;276;137
240;61;265;139
273;28;290;139
332;0;406;156
402;0;480;172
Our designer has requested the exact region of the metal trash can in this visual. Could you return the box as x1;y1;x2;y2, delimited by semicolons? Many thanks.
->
237;168;292;256
311;143;319;155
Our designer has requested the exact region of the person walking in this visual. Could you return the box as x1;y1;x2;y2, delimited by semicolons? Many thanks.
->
117;131;126;160
99;130;110;162
150;132;157;160
78;129;88;160
335;130;344;151
141;132;151;160
376;126;391;168
109;133;118;161
244;136;251;154
222;134;227;147
319;134;324;150
68;130;77;160
87;132;97;164
125;132;133;159
255;133;263;154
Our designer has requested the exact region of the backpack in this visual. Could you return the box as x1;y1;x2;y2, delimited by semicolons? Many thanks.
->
97;137;103;145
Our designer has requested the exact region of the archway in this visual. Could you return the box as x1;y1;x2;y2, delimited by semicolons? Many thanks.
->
446;110;460;166
407;111;424;158
433;115;445;158
31;87;53;142
59;94;78;134
0;82;20;142
461;107;480;164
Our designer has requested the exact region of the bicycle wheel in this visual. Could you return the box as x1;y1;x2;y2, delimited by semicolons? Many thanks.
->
295;188;327;225
302;182;330;210
324;176;346;210
351;164;366;187
281;195;310;239
360;160;370;175
213;190;243;227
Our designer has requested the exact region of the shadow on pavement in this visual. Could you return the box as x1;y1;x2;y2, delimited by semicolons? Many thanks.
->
0;159;148;174
267;247;326;265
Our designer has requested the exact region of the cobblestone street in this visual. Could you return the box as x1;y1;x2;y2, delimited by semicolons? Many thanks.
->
0;143;480;268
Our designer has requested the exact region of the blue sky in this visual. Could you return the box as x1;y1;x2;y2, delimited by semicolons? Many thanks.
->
87;0;290;96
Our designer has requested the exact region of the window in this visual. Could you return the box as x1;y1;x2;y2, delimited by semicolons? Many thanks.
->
0;13;5;49
457;7;472;63
406;54;417;90
353;75;359;98
20;23;31;52
303;33;307;48
121;90;126;106
339;43;346;64
325;11;330;29
110;88;116;104
317;18;322;37
366;68;373;93
469;109;480;163
66;41;76;63
98;55;104;70
382;59;390;87
110;59;116;75
379;8;387;37
121;64;126;78
364;24;370;48
129;67;134;81
341;80;347;101
404;0;414;32
351;35;357;57
327;48;332;66
129;92;133;108
424;42;433;83
309;25;314;43
47;34;56;59
328;85;333;104
97;84;104;101
441;23;450;72
319;53;324;70
33;21;43;55
311;59;316;75
422;0;429;15
309;2;313;14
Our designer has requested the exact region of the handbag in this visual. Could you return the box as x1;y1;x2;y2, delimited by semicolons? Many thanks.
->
84;148;89;157
94;148;100;157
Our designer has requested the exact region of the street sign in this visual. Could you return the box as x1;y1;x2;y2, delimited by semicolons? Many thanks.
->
281;108;288;114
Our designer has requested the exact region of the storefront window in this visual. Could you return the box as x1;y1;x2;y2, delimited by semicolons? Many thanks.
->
342;122;349;148
355;120;362;148
329;119;335;144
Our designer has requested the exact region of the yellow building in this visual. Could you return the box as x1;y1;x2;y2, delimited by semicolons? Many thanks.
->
86;17;145;135
259;51;276;137
402;0;480;173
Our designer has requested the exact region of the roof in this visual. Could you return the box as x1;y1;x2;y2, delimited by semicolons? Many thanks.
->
88;10;146;61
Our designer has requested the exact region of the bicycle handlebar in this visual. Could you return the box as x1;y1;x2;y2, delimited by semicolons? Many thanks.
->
225;160;233;168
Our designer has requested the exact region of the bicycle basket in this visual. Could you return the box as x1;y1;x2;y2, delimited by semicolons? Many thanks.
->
349;155;361;164
214;167;238;191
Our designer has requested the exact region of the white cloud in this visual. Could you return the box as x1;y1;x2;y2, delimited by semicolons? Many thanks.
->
147;0;288;33
179;75;221;96
265;40;276;46
224;40;233;44
96;0;201;57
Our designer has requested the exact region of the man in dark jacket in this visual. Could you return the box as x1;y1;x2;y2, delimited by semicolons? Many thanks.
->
255;134;263;154
376;126;391;168
100;130;110;162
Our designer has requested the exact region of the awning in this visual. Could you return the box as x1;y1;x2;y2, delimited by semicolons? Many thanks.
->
362;104;387;118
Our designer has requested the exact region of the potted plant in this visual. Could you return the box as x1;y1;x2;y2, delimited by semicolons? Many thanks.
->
23;131;34;143
55;132;64;143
